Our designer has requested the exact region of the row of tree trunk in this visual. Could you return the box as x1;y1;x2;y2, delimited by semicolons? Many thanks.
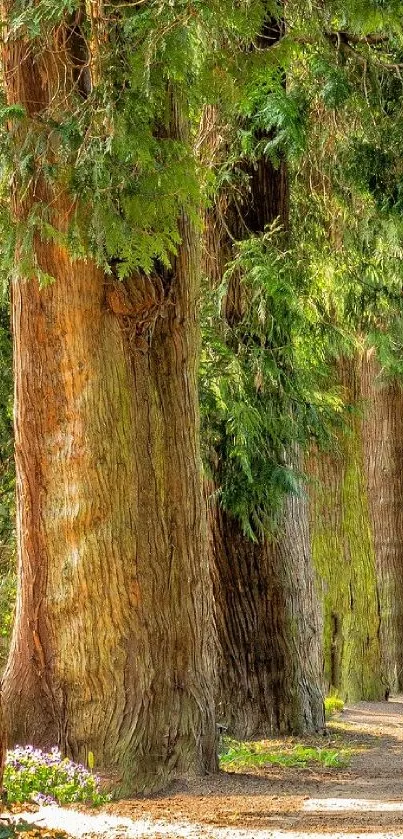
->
210;346;403;737
0;0;328;795
1;0;403;800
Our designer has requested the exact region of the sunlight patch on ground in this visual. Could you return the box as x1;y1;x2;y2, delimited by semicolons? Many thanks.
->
9;805;403;839
303;798;403;812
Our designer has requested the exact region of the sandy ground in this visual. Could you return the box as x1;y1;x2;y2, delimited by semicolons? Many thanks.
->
10;697;403;838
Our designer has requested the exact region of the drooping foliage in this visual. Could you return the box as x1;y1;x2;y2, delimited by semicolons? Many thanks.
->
200;0;403;539
200;224;346;538
0;1;291;286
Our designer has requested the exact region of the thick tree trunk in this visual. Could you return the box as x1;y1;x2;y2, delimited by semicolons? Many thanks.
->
209;492;323;737
360;351;403;694
2;10;216;794
203;12;324;736
308;355;384;702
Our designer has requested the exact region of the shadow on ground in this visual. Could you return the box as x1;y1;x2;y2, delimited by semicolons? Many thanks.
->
102;698;403;834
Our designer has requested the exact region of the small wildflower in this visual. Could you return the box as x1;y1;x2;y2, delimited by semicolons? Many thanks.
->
31;792;55;805
4;746;109;806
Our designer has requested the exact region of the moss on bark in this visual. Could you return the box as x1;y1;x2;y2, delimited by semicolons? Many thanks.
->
309;357;383;702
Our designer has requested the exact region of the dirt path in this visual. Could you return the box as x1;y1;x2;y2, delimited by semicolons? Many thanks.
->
13;697;403;837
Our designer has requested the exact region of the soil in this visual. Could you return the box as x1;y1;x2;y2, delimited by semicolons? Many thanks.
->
11;697;403;838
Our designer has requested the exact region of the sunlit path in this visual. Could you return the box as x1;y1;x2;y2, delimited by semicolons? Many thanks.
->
304;798;403;812
9;805;403;839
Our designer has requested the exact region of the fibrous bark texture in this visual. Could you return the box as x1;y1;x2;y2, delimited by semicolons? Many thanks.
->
209;491;324;738
360;351;403;694
308;355;384;702
0;698;5;802
2;9;216;794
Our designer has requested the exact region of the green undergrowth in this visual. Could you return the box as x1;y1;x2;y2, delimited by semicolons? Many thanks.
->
220;736;352;772
4;746;108;806
325;695;345;719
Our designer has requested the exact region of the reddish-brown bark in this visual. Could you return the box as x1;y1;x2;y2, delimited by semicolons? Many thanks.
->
2;8;216;794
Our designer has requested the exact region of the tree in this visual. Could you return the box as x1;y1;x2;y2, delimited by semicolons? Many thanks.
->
0;1;216;793
202;0;403;721
209;487;324;737
309;351;403;701
294;8;403;701
308;356;384;702
202;10;324;737
0;700;5;802
361;353;403;695
0;303;14;668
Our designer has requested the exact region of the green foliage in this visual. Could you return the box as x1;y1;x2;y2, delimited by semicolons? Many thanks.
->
8;0;79;38
0;0;289;289
200;0;403;539
343;140;403;216
0;91;198;285
311;58;352;109
325;695;345;719
2;0;403;550
0;3;197;285
238;69;308;164
321;0;403;34
201;222;346;538
219;738;351;771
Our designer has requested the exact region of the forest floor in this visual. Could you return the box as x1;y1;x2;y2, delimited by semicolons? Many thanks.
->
10;697;403;838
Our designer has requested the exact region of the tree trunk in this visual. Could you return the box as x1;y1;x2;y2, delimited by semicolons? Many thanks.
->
308;355;384;702
2;9;216;794
203;12;324;737
0;700;5;803
209;491;323;737
360;350;403;694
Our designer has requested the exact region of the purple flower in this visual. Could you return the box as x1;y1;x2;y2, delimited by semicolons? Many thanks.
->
32;792;56;805
4;745;108;806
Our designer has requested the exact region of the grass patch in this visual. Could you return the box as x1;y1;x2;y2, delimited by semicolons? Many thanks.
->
325;695;345;720
220;738;351;772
